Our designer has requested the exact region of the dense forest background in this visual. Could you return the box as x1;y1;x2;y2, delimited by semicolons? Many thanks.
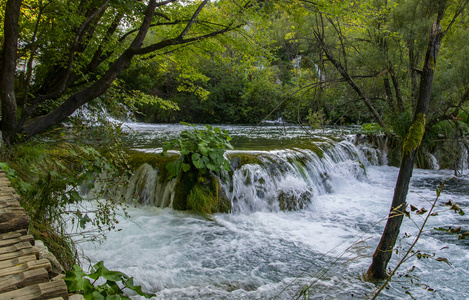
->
1;0;468;140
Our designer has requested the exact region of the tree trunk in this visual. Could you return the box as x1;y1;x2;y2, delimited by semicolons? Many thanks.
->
383;77;395;114
0;0;22;145
367;7;446;280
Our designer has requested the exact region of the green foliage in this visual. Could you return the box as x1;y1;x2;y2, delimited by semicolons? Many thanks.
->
0;114;131;268
103;79;180;120
360;123;385;135
65;261;155;300
162;124;233;180
306;109;328;130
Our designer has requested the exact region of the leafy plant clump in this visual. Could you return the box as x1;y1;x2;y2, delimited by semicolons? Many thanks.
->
162;124;233;217
162;124;233;179
65;261;155;300
360;122;385;135
306;109;328;130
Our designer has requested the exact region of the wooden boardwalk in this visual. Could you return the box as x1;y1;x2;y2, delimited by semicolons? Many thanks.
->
0;170;69;300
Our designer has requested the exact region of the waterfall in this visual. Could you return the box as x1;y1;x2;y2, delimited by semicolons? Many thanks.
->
226;140;375;213
116;139;385;213
425;153;440;170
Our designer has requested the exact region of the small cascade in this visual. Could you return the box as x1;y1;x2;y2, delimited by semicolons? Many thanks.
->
425;153;440;170
458;143;468;175
226;140;372;214
118;163;176;207
111;139;384;213
349;134;389;165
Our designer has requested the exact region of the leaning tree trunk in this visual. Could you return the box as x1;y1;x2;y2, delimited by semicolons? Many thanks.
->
367;10;446;280
0;0;22;145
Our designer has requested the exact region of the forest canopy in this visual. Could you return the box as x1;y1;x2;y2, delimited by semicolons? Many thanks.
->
0;0;468;155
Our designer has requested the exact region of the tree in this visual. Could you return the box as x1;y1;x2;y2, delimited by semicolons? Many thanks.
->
0;0;258;144
367;0;468;280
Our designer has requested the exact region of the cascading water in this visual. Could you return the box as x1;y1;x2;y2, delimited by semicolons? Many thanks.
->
117;139;379;213
78;123;469;300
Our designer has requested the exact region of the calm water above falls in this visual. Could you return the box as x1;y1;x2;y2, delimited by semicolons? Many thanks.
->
80;123;469;299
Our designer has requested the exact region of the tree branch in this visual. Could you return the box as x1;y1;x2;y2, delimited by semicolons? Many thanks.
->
179;0;209;39
442;0;468;36
312;22;387;130
132;24;239;55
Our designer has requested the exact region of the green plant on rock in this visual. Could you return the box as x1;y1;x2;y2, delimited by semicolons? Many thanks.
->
161;124;233;217
162;124;233;179
65;261;155;300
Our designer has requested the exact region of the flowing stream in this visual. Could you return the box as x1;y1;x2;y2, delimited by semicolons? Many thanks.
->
79;123;469;299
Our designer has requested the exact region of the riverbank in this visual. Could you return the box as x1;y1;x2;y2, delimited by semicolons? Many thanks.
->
0;170;68;299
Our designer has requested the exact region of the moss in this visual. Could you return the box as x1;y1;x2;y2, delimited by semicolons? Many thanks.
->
402;113;426;157
308;144;324;158
126;149;175;169
126;149;178;184
172;169;197;211
227;152;262;168
278;190;312;211
187;184;218;219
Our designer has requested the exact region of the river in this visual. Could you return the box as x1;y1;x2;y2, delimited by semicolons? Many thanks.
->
78;123;469;299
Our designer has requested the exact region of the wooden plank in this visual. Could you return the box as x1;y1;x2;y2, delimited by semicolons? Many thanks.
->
0;255;37;269
0;198;21;207
0;209;29;223
0;182;11;188
0;230;28;240
0;187;16;194
0;232;23;241
0;242;34;256
0;195;20;201
0;268;49;293
0;259;51;278
0;235;34;248
0;216;30;234
0;280;68;300
0;247;40;262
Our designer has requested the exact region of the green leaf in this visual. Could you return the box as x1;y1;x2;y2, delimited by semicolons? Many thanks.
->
64;265;95;294
182;163;191;172
192;153;205;170
78;214;92;229
89;261;127;282
123;277;156;298
70;190;82;202
166;160;182;179
198;142;209;155
88;291;105;300
206;162;217;171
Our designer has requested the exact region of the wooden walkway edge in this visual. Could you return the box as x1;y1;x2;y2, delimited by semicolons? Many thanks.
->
0;170;69;300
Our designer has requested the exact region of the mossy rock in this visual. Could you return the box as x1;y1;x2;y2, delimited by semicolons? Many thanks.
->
126;149;175;170
173;169;198;211
278;189;313;211
227;152;263;169
173;170;231;217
